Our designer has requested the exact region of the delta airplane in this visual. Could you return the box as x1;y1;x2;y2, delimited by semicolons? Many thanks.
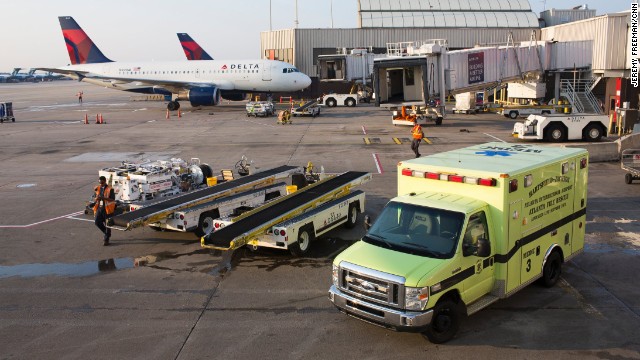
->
177;33;213;61
40;16;311;110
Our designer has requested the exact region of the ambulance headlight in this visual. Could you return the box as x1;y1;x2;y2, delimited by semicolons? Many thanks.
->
332;264;339;287
405;286;429;310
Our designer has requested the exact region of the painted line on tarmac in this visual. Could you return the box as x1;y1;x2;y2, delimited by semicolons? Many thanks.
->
66;216;95;223
362;125;367;135
422;137;432;145
372;153;384;174
483;133;506;142
243;118;276;127
0;211;85;228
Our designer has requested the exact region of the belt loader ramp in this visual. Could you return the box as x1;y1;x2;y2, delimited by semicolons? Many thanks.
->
202;171;371;255
108;165;302;231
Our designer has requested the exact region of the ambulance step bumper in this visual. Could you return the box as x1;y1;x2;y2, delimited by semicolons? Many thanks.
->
329;285;433;332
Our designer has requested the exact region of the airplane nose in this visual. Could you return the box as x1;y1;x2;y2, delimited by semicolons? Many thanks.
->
301;74;311;89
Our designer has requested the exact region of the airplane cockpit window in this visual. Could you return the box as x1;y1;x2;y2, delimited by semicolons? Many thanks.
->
283;68;300;73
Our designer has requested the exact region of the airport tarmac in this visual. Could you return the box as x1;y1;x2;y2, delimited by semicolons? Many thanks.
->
0;81;639;359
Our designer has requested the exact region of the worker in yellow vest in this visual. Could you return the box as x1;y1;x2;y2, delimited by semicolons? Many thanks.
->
411;123;424;158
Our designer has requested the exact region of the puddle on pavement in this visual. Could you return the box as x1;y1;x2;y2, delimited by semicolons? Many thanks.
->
0;258;134;279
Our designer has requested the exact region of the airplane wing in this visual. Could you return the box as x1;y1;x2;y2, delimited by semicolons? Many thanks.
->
36;68;235;93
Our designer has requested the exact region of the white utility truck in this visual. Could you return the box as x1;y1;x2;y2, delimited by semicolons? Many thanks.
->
329;143;588;343
318;93;361;107
500;105;555;119
513;114;609;142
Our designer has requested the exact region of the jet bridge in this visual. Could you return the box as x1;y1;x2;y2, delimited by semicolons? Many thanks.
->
108;165;302;230
373;37;593;108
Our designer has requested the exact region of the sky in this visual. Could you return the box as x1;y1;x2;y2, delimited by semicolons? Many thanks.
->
0;0;632;71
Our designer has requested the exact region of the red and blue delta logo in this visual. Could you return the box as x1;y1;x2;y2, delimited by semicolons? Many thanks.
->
221;65;228;70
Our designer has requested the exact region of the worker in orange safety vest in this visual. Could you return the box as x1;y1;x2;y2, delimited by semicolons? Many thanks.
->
93;176;116;245
411;123;424;158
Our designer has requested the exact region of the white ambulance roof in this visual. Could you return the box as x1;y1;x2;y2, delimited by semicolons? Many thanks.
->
402;142;587;176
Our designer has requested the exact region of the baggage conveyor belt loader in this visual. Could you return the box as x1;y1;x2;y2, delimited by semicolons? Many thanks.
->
202;171;371;256
107;165;302;232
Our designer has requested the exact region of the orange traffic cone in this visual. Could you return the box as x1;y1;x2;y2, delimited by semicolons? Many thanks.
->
95;114;100;124
178;110;182;118
166;109;170;119
84;114;88;124
99;113;104;124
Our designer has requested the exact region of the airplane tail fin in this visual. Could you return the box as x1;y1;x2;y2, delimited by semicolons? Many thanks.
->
12;68;20;75
177;33;213;61
58;16;112;64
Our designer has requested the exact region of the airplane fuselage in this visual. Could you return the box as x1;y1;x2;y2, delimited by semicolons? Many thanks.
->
61;59;310;93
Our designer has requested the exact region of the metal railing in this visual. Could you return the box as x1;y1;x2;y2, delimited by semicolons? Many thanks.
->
560;79;602;114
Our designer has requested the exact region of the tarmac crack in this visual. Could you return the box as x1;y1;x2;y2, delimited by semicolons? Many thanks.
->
285;114;316;165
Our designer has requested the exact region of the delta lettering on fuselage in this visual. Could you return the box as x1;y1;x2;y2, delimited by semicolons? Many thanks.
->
225;64;260;70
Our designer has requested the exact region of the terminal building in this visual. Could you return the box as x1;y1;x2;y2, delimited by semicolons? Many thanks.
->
261;0;635;121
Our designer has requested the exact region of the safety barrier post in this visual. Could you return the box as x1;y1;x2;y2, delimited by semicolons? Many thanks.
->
166;109;170;119
99;113;104;124
84;114;88;124
178;110;182;118
95;114;100;124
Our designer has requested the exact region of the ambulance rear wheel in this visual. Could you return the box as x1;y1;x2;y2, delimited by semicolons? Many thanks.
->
541;251;562;287
290;226;314;256
422;300;461;344
344;203;359;229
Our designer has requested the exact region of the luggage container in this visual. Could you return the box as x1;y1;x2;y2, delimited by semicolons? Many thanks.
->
0;102;15;123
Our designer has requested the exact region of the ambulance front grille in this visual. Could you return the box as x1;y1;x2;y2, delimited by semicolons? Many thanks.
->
338;262;405;309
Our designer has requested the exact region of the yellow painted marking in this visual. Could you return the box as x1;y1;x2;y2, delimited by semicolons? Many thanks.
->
392;137;402;144
364;137;371;145
422;137;432;145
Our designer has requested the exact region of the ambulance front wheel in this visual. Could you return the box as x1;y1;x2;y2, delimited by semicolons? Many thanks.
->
290;225;314;256
422;299;461;344
541;251;562;287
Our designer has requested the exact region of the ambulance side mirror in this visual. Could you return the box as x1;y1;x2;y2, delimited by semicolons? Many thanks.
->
477;237;491;257
364;215;372;231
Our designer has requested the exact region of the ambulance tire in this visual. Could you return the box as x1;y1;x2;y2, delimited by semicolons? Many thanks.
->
195;210;220;237
290;225;314;256
344;203;359;229
625;173;633;184
541;251;562;287
423;299;461;344
509;111;518;119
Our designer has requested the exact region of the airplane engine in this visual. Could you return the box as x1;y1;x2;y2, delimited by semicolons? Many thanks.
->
187;87;221;107
221;91;247;102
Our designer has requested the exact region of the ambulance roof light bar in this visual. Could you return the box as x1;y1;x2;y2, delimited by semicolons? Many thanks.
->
401;168;497;187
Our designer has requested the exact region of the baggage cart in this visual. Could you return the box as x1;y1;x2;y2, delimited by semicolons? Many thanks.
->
621;149;640;184
0;102;15;123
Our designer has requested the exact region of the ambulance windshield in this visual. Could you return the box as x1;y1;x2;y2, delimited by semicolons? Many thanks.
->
364;202;465;259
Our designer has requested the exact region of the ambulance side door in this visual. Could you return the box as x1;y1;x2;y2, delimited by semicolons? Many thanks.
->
461;211;495;304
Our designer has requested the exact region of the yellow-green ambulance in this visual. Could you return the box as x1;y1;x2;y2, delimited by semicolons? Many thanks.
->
329;142;588;343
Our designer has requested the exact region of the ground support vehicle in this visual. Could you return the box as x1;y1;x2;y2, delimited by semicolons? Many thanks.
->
452;92;480;114
513;114;609;142
291;99;320;117
0;102;15;123
384;102;444;126
202;171;371;256
246;101;274;117
500;105;555;119
107;165;302;232
318;93;361;107
86;158;213;215
621;149;640;184
329;142;589;343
